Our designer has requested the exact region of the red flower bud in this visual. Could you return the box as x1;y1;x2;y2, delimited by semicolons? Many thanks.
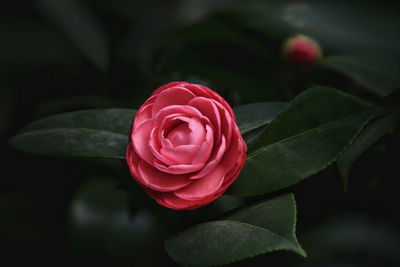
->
283;35;322;66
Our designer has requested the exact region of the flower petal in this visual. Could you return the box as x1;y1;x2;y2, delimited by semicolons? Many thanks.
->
152;86;196;116
174;164;225;200
188;97;221;142
160;144;200;165
154;161;204;174
133;96;156;128
137;160;191;192
148;127;176;166
155;191;202;210
151;82;189;97
215;127;247;191
126;143;140;178
163;117;204;147
153;105;205;128
132;119;154;165
190;135;226;179
191;124;214;165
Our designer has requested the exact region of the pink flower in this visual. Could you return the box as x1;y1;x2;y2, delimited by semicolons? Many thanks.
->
126;82;247;210
283;35;322;65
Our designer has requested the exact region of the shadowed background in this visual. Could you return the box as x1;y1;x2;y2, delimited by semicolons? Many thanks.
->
1;0;400;266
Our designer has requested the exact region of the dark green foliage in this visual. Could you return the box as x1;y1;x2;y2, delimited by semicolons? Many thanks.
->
165;194;304;266
337;111;400;189
229;87;385;196
3;1;400;266
9;109;135;158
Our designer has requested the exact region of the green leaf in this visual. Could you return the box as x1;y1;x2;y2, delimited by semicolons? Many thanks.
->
242;126;267;146
35;0;110;72
165;194;305;266
322;54;400;97
337;110;400;189
234;102;287;135
229;87;383;197
9;109;135;158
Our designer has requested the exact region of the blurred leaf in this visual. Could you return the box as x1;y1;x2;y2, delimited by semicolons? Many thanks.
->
174;17;273;60
9;109;135;158
234;102;287;134
0;16;80;73
33;96;129;118
166;44;282;101
165;194;305;266
282;2;400;53
229;87;384;197
0;193;39;243
69;178;157;262
0;87;16;139
337;110;400;189
322;54;400;97
115;0;174;72
175;0;241;25
301;214;400;266
163;13;284;102
227;2;294;41
35;0;110;72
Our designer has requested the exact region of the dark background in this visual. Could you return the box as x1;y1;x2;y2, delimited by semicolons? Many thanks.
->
1;0;400;266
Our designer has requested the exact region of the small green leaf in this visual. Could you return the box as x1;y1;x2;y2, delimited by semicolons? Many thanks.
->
35;0;110;71
234;102;287;134
337;110;400;189
322;54;400;97
165;194;305;266
9;109;135;158
229;87;384;197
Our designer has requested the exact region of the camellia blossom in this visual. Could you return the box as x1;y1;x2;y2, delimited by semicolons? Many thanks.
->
283;34;322;65
126;82;247;210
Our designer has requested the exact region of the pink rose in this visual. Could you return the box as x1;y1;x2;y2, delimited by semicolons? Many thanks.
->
283;35;322;65
126;82;247;210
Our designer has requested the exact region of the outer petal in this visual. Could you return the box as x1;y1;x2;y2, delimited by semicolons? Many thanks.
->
133;96;156;128
152;86;196;116
137;160;191;192
126;143;140;179
131;119;154;165
144;189;217;210
154;161;204;174
173;164;225;200
151;191;202;210
214;100;233;148
216;127;247;192
186;83;236;120
151;82;189;97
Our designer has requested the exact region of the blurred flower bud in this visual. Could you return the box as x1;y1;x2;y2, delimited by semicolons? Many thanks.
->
283;35;322;66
